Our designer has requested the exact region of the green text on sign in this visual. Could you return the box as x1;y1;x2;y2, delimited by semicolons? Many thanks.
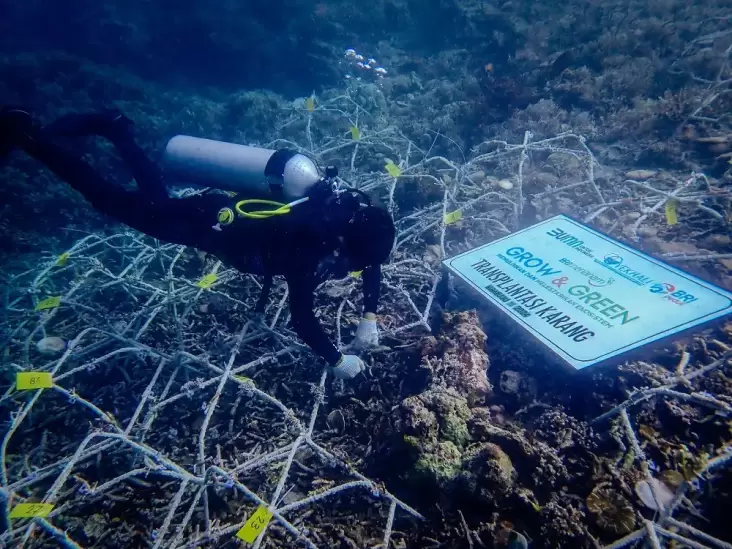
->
236;506;273;543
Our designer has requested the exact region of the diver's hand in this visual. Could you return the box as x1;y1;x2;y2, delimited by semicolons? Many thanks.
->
353;315;379;351
331;354;365;380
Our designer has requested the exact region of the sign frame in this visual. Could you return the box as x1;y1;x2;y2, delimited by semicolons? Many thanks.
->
443;214;732;371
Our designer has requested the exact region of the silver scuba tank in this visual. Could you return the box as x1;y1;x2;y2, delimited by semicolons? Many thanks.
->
161;135;321;200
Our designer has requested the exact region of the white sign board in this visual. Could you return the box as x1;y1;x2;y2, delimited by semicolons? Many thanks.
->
444;214;732;370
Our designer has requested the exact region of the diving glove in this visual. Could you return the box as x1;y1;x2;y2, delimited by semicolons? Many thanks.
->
353;315;379;350
331;354;365;380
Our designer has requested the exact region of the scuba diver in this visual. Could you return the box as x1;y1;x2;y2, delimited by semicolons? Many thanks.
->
0;107;396;380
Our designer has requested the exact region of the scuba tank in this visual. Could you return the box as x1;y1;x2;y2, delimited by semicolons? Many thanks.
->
162;135;322;200
161;135;370;223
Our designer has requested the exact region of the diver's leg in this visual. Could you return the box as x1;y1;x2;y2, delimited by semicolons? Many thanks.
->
2;110;158;220
42;110;167;200
1;107;232;253
1;108;176;239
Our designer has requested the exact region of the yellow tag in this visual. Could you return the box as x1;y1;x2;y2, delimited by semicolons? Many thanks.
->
35;296;61;311
444;210;463;225
17;372;54;390
55;252;70;267
384;161;401;178
236;506;273;543
349;271;363;278
665;199;678;225
350;126;361;140
304;97;315;112
234;375;255;387
196;273;218;289
10;503;54;518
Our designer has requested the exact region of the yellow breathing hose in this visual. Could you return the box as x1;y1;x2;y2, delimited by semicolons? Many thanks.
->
234;197;310;219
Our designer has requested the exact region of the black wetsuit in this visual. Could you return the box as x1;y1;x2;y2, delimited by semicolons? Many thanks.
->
5;112;380;365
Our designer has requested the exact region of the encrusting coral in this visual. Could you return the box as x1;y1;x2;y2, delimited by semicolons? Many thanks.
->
390;309;605;545
418;310;492;402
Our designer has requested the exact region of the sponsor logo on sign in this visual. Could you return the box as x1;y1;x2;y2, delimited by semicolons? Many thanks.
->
649;282;698;305
595;254;653;286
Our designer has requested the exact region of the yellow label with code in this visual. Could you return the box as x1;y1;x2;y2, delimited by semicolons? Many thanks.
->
196;274;218;289
236;506;273;543
665;199;678;225
35;296;61;311
304;97;315;112
10;503;55;518
17;372;54;390
444;210;463;225
384;161;401;178
349;271;363;278
350;126;361;140
56;252;70;267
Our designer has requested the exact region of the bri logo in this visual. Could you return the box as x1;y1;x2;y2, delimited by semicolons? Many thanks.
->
649;282;675;294
603;254;623;267
649;282;698;305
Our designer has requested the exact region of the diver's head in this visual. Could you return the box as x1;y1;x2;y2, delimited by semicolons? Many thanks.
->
343;203;396;269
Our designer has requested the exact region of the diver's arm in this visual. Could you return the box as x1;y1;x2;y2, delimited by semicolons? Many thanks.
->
286;274;342;365
362;265;381;316
18;128;229;251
